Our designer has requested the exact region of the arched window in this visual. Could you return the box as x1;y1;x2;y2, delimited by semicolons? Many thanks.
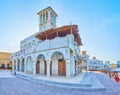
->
43;12;45;22
32;40;35;45
46;11;48;21
40;14;42;24
51;52;64;60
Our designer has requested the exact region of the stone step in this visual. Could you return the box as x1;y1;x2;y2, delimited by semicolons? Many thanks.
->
15;72;105;91
16;72;91;87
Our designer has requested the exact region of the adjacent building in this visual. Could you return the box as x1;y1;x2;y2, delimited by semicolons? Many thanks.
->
112;63;117;69
12;7;83;78
86;57;104;71
117;61;120;68
104;61;112;69
0;52;12;69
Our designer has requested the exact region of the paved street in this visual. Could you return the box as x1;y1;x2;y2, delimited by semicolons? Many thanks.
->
0;70;14;78
0;70;120;95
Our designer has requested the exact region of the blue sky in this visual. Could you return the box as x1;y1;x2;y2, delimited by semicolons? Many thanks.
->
0;0;120;63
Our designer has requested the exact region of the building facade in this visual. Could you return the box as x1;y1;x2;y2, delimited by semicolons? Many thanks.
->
12;7;82;78
104;61;112;69
112;63;117;69
0;52;12;69
87;58;104;71
117;61;120;68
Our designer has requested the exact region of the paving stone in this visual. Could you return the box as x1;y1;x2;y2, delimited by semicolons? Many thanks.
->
0;70;120;95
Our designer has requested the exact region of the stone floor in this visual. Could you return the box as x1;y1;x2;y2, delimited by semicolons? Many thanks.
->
0;70;120;95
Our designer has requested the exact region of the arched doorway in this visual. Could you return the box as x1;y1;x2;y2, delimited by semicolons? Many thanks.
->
17;59;20;71
1;64;5;69
26;56;33;74
9;61;12;70
36;60;40;74
7;63;9;69
51;52;66;76
36;54;46;75
21;59;24;72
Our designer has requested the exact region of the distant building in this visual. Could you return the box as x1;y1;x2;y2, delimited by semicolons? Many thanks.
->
0;52;12;69
104;61;112;69
82;50;86;55
117;61;120;68
92;57;96;60
112;63;117;68
87;58;104;71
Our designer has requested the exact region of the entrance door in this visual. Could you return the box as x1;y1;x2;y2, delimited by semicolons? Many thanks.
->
50;62;52;75
22;63;24;72
36;61;40;74
44;61;47;75
1;64;5;69
7;64;9;69
58;61;66;76
75;61;76;75
18;63;20;71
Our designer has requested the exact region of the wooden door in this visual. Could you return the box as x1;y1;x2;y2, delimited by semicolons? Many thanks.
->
18;63;20;71
75;61;76;74
44;61;47;75
50;62;52;75
36;61;40;74
58;61;66;76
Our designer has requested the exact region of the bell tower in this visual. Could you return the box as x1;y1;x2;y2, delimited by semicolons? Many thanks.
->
37;6;58;32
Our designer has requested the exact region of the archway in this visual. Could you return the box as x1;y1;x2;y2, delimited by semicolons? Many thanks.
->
17;59;20;71
7;63;9;69
9;61;12;69
21;59;25;72
36;54;46;75
1;64;5;69
26;56;33;74
51;52;66;76
36;60;40;74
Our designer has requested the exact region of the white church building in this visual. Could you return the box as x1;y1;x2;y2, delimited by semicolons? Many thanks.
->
12;7;83;78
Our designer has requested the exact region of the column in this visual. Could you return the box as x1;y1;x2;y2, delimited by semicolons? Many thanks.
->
46;60;50;77
20;60;22;71
71;55;75;76
48;11;51;21
16;60;18;71
24;60;27;73
72;61;75;76
66;60;71;78
48;11;51;29
33;61;36;75
12;60;14;71
45;12;46;22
